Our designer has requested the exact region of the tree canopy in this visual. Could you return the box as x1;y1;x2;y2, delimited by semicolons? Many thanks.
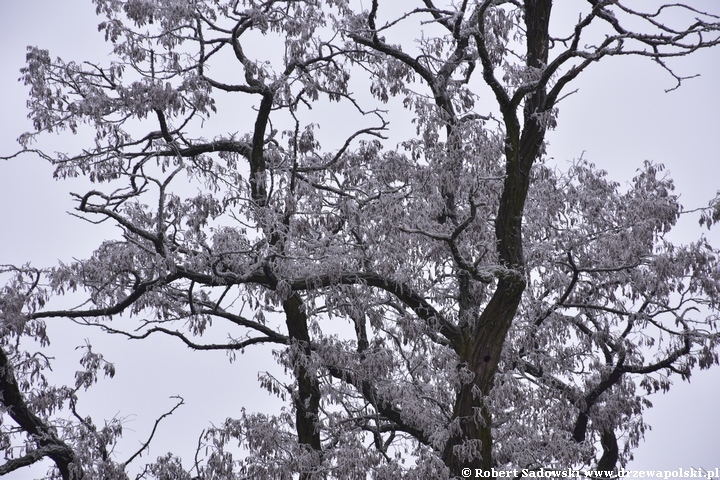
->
2;0;720;478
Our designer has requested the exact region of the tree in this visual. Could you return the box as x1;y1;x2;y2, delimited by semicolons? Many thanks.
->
2;0;720;478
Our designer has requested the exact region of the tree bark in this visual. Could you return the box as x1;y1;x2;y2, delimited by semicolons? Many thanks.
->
283;293;322;478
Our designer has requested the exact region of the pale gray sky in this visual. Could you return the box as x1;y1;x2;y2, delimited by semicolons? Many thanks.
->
1;1;719;477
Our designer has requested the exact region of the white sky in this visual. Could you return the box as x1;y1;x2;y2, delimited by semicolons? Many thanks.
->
1;0;719;477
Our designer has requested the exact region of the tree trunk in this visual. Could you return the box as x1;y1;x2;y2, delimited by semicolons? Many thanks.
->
283;293;322;478
442;1;552;475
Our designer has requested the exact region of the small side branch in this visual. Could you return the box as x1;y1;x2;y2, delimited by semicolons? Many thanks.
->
123;396;185;467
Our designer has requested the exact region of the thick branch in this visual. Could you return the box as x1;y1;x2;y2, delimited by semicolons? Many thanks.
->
0;346;80;479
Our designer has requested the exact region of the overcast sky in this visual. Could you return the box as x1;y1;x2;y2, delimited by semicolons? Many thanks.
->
1;1;719;477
